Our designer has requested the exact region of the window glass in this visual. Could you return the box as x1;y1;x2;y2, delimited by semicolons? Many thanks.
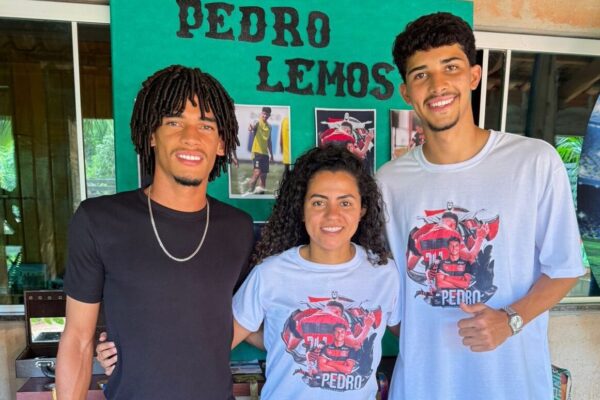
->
0;19;77;305
553;55;599;137
483;50;506;132
552;55;600;297
504;52;536;135
495;49;600;297
83;118;115;197
0;21;114;306
505;52;598;140
79;24;114;198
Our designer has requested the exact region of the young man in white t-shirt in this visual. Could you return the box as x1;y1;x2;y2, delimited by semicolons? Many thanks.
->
376;12;584;400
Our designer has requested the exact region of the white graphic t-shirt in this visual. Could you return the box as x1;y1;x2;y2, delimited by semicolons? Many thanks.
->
233;245;400;400
376;131;585;400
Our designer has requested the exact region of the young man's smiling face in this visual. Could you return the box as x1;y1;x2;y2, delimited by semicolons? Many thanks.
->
400;44;481;134
260;110;271;123
151;98;224;188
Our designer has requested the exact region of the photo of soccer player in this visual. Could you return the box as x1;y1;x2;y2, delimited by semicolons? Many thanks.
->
315;108;376;175
408;203;500;307
281;292;381;391
390;109;425;160
229;104;290;198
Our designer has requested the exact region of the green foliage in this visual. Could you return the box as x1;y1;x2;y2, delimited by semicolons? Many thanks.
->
583;238;600;280
83;119;116;180
555;135;584;205
0;116;17;191
555;135;583;164
30;317;65;326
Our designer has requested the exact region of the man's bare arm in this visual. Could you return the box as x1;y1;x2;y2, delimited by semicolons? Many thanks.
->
231;318;253;349
56;296;101;400
457;274;577;351
245;325;265;351
510;275;578;326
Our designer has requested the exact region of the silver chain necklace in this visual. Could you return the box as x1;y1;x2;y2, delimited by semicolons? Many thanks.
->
147;186;210;262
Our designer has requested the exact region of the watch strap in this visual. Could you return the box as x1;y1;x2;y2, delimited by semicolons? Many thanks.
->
503;305;517;316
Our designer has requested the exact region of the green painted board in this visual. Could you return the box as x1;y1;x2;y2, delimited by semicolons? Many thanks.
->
110;0;472;359
111;0;473;221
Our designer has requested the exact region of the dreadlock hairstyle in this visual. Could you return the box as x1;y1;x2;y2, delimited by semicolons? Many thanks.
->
250;144;390;267
130;65;239;181
392;12;477;82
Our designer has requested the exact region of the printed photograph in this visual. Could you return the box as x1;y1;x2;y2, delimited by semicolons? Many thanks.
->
554;134;591;296
390;109;424;160
406;203;500;307
229;104;291;198
281;291;382;392
315;108;376;175
577;96;600;295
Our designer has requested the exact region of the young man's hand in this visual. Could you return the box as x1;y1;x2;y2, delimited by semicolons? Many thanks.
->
457;303;512;352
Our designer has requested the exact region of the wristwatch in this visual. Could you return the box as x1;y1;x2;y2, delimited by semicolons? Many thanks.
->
502;306;523;335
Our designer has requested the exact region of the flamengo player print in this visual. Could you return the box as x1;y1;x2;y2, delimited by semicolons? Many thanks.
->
281;292;382;392
407;202;500;307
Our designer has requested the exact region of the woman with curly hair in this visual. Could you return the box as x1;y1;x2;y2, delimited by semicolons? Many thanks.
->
232;144;400;400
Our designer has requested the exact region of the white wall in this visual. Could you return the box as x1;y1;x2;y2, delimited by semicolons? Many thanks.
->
548;309;600;400
473;0;600;38
0;321;26;400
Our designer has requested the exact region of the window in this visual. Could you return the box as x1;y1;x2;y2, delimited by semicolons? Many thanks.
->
79;23;115;198
0;2;111;311
1;7;598;308
0;19;76;307
475;32;600;300
83;118;115;197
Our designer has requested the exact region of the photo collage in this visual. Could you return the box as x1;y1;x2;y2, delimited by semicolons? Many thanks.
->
228;106;424;199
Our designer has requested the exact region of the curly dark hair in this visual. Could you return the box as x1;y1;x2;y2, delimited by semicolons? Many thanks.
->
251;145;389;267
392;12;477;82
130;64;239;181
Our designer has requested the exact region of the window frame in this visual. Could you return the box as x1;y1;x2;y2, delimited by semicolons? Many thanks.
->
0;0;110;314
474;31;600;131
475;31;600;304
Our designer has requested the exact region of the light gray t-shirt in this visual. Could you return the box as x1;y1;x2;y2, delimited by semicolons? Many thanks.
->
233;245;400;400
377;131;584;400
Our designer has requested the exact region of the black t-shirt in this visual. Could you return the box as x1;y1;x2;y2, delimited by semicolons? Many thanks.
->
64;189;254;400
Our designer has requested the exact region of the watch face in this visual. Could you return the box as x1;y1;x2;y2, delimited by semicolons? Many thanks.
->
510;315;523;331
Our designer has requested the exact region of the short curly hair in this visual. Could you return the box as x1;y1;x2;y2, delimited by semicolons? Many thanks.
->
130;65;239;181
250;145;389;267
392;12;476;82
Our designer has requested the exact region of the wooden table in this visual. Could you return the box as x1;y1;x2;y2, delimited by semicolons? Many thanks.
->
17;376;106;400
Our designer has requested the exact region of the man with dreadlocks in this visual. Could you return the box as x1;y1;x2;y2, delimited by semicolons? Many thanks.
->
56;65;254;400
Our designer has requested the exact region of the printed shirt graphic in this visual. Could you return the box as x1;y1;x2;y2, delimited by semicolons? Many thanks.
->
407;203;500;307
232;245;400;400
281;294;381;392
